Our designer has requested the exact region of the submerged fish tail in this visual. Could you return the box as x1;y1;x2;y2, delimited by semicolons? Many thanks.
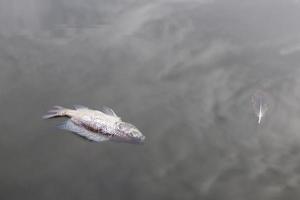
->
43;105;68;119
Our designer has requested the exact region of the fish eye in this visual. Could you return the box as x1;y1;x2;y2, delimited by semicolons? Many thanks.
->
117;122;125;130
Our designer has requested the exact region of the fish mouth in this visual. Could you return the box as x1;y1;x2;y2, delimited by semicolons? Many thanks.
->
130;135;146;144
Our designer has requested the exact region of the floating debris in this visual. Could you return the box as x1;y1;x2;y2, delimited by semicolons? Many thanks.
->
251;90;269;124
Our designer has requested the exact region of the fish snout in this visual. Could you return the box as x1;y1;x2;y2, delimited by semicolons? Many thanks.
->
130;130;145;144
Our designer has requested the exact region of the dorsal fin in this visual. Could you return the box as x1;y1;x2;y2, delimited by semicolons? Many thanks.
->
73;105;88;110
102;106;118;117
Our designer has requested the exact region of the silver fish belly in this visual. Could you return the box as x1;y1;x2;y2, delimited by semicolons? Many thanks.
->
43;105;145;144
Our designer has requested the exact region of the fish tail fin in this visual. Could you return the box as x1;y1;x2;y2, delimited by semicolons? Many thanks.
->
43;105;67;119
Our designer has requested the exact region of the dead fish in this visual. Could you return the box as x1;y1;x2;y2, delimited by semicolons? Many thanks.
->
43;105;145;144
251;90;269;124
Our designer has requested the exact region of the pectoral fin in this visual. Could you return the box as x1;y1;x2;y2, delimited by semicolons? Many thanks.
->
57;120;109;142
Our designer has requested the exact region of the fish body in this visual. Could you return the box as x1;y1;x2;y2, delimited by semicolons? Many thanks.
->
43;105;145;144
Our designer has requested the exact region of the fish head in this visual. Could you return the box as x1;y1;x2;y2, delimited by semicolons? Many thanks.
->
115;122;145;144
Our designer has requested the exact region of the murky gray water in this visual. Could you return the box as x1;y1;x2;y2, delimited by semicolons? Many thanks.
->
1;0;300;199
